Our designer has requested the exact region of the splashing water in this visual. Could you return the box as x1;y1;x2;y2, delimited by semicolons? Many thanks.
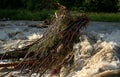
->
27;33;43;41
0;21;120;77
69;30;120;77
2;30;118;77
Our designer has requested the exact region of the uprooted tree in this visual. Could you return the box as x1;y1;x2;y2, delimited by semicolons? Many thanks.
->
0;3;89;77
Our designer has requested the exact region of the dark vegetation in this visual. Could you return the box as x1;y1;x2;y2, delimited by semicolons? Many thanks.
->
0;0;120;21
0;0;119;12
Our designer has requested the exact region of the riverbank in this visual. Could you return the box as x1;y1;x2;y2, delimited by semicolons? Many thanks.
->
0;9;120;22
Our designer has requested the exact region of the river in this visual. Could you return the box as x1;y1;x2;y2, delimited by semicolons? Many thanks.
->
0;21;120;77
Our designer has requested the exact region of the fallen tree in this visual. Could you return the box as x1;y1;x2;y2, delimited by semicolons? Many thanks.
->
0;3;89;77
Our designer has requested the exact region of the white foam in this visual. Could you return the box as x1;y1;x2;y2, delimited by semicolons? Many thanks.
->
27;33;43;41
71;30;120;77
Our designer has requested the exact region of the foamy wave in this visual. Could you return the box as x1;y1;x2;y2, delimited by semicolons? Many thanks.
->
27;33;43;41
68;30;120;77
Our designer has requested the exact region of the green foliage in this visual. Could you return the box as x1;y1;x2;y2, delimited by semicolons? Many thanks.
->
0;0;24;9
0;0;119;12
0;9;120;22
0;9;55;20
87;12;120;22
71;11;120;22
118;0;120;11
58;0;84;10
83;0;119;12
0;0;120;21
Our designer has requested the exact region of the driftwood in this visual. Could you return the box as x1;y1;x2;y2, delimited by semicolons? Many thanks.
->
0;3;89;77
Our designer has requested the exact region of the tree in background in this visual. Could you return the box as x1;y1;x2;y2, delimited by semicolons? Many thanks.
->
99;0;118;12
0;0;24;9
58;0;84;10
21;0;58;10
117;0;120;11
83;0;119;12
0;0;119;12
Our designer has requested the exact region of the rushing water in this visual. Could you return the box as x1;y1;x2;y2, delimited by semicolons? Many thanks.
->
0;21;120;77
